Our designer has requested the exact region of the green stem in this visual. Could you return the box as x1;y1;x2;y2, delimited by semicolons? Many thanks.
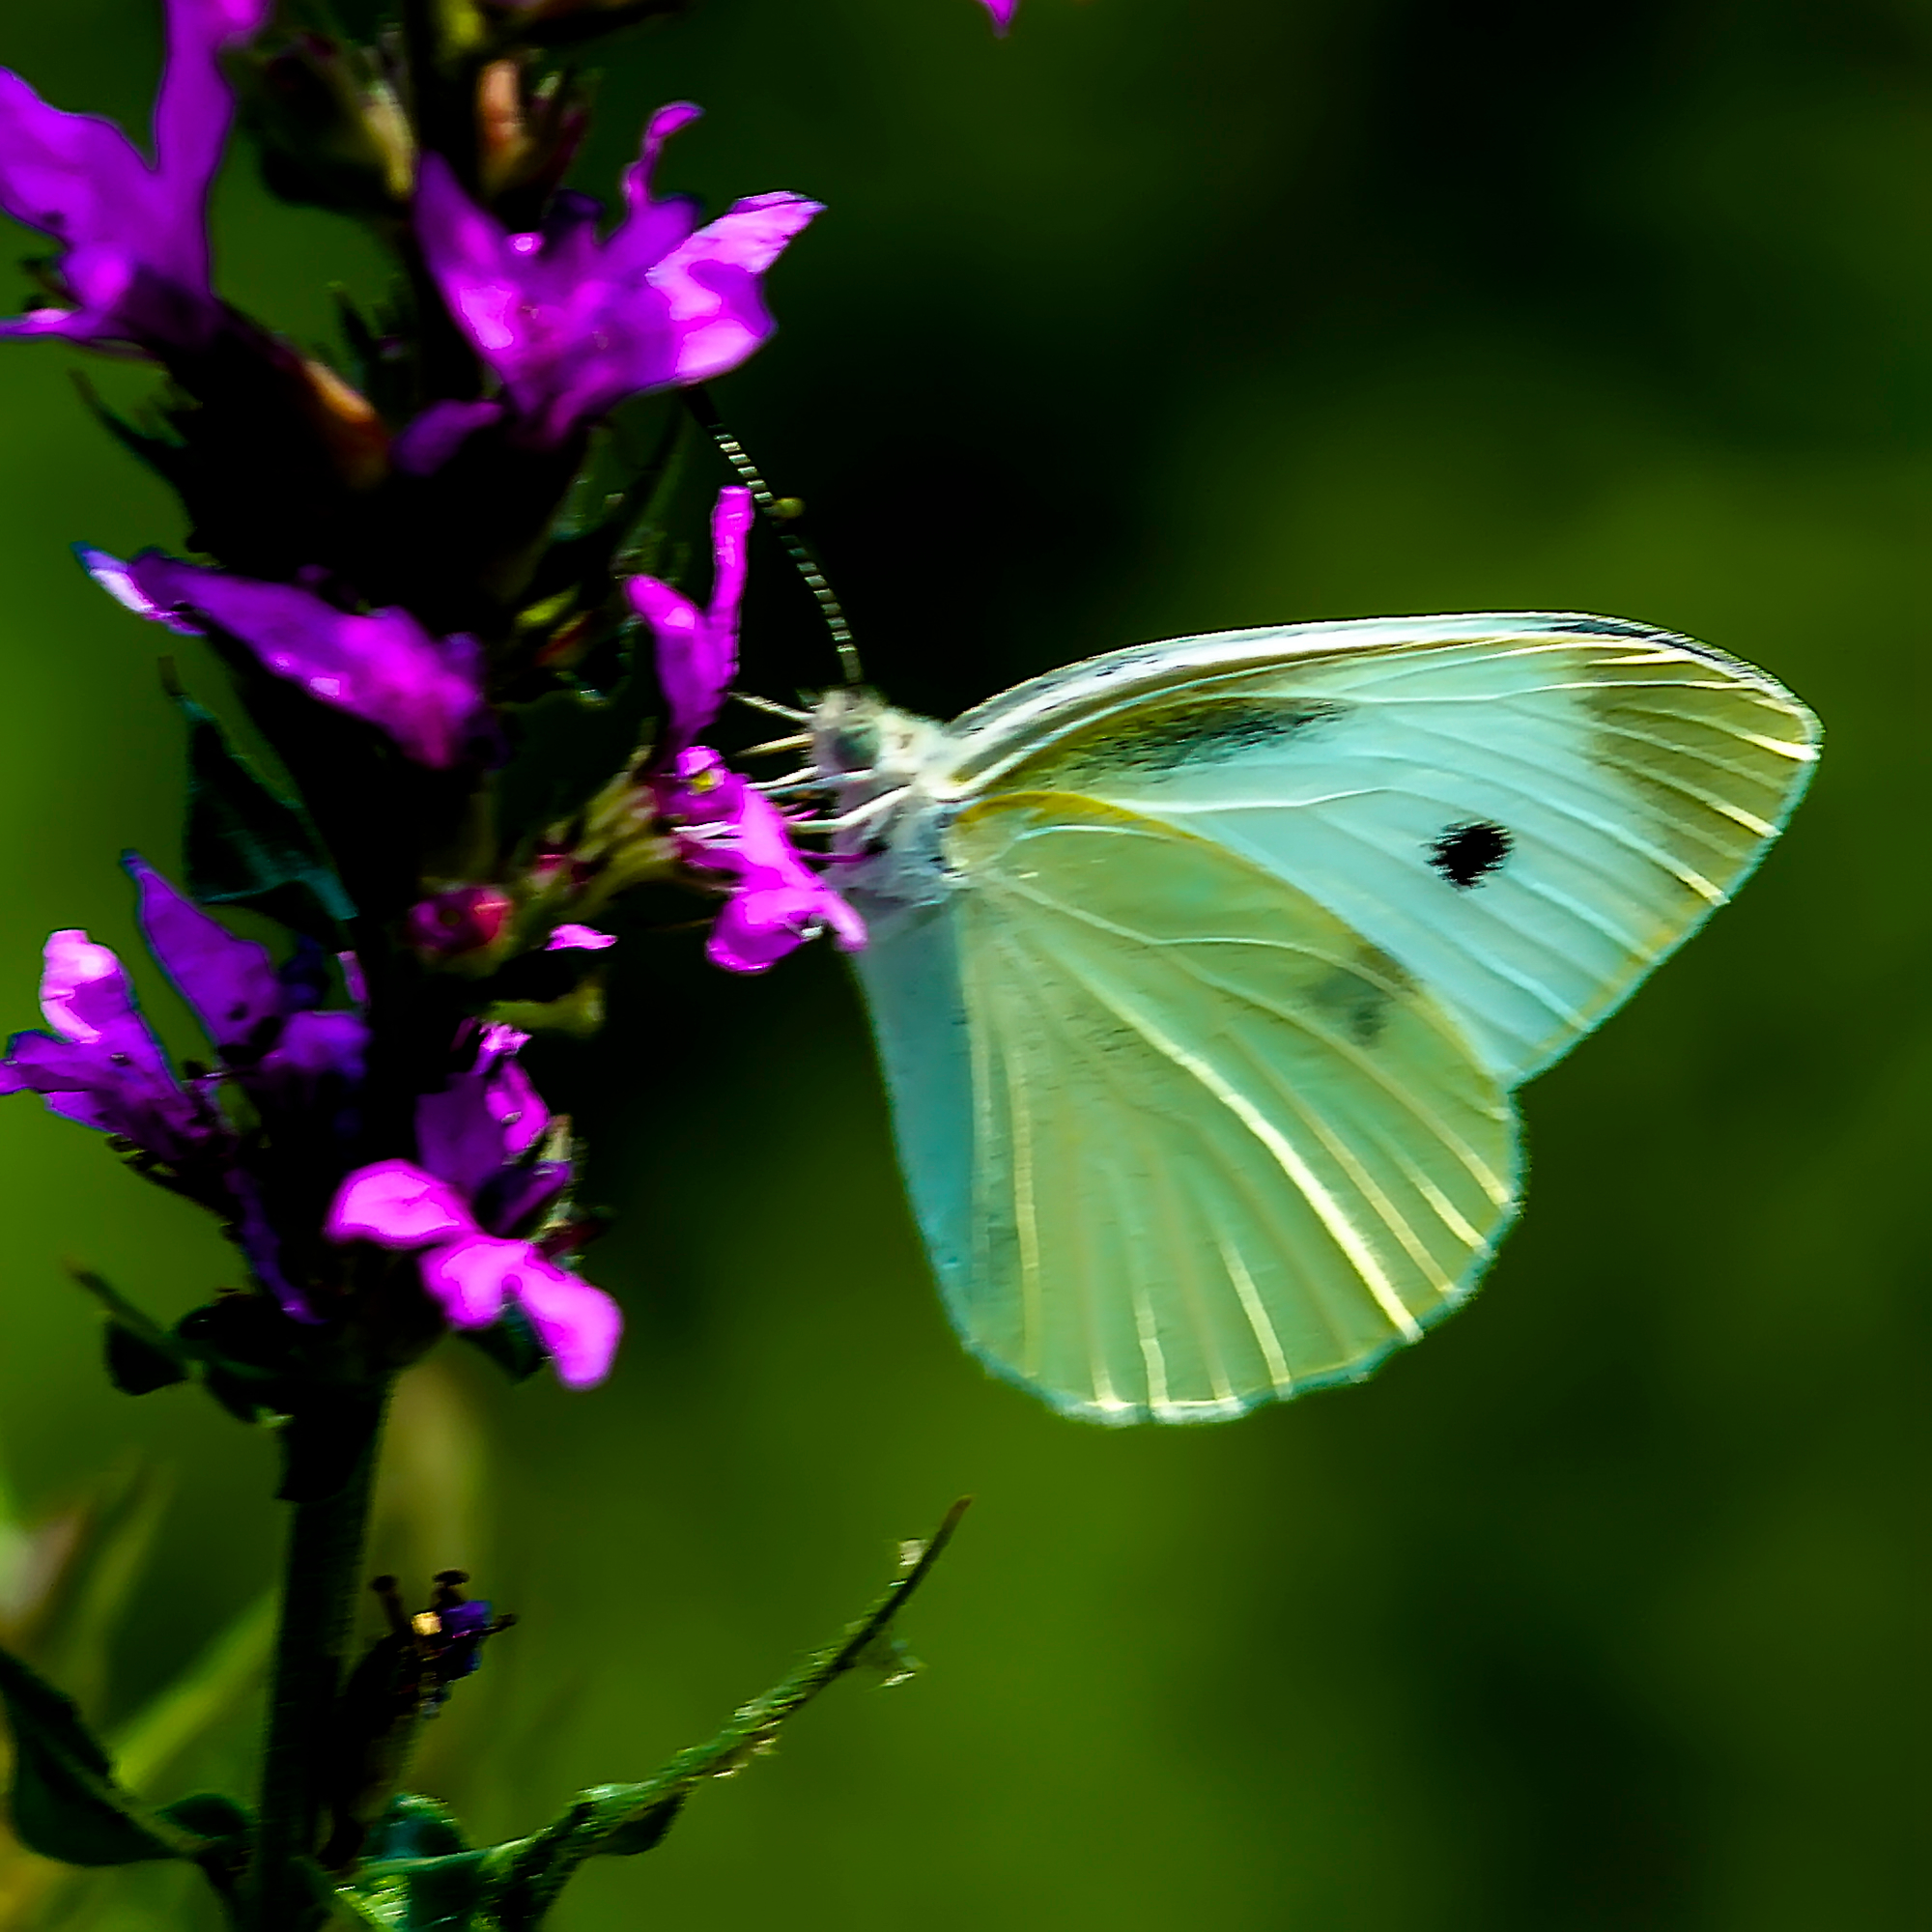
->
249;1408;387;1932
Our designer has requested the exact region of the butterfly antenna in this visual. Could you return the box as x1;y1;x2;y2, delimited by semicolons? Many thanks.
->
684;385;863;687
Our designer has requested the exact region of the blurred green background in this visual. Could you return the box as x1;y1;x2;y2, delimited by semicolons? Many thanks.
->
0;0;1922;1925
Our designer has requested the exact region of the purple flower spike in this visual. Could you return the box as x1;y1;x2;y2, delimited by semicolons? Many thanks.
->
626;485;753;755
112;554;491;769
980;0;1018;34
415;107;820;445
0;0;270;352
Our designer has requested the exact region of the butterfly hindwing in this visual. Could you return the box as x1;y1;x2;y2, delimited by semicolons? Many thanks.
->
856;791;1520;1422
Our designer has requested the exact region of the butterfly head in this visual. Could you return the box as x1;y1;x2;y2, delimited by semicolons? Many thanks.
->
802;688;952;865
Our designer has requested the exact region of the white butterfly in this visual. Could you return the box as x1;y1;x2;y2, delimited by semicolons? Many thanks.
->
796;613;1819;1424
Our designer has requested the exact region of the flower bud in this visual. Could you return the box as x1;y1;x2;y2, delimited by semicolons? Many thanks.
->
407;887;515;961
234;30;415;217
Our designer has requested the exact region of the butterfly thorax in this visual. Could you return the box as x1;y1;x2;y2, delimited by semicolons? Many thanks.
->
806;689;960;905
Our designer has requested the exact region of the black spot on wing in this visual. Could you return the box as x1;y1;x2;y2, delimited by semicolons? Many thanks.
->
1309;941;1414;1048
1430;821;1512;889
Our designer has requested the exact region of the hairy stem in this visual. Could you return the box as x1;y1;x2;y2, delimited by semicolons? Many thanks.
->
248;1407;388;1932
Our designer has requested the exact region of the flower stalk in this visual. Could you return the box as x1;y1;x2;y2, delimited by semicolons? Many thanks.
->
250;1401;388;1932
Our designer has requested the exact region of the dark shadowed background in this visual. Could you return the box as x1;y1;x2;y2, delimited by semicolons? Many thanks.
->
0;0;1921;1926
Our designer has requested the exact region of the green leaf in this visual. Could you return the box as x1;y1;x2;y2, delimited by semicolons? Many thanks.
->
330;1506;967;1930
175;689;355;938
104;1323;192;1395
483;1500;971;1929
0;1645;203;1866
70;1267;196;1398
156;1791;251;1840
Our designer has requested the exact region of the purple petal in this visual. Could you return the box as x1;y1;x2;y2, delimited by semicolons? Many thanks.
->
0;0;267;350
413;1024;550;1198
252;1009;368;1090
391;399;505;477
77;545;206;632
246;1009;366;1147
412;1080;506;1201
609;102;704;276
658;761;866;974
41;929;136;1044
127;556;489;769
418;1233;520;1328
650;194;822;385
415;156;533;384
0;73;160;327
489;1057;548;1159
480;1158;570;1237
980;0;1017;33
508;1254;622;1388
5;1029;199;1156
126;853;280;1051
4;980;202;1160
37;924;187;1090
627;577;704;733
630;489;753;756
151;0;271;274
708;863;868;974
545;923;616;952
415;118;815;444
327;1159;474;1249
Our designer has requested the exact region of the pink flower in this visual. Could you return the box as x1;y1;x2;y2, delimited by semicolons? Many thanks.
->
660;751;866;975
325;1027;619;1388
0;0;270;352
416;104;820;446
625;487;753;758
89;551;493;770
623;488;866;975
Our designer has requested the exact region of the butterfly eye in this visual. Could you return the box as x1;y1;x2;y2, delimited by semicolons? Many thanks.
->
827;719;883;773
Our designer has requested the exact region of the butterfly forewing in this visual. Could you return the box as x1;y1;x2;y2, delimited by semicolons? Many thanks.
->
869;791;1520;1422
952;618;1819;1087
